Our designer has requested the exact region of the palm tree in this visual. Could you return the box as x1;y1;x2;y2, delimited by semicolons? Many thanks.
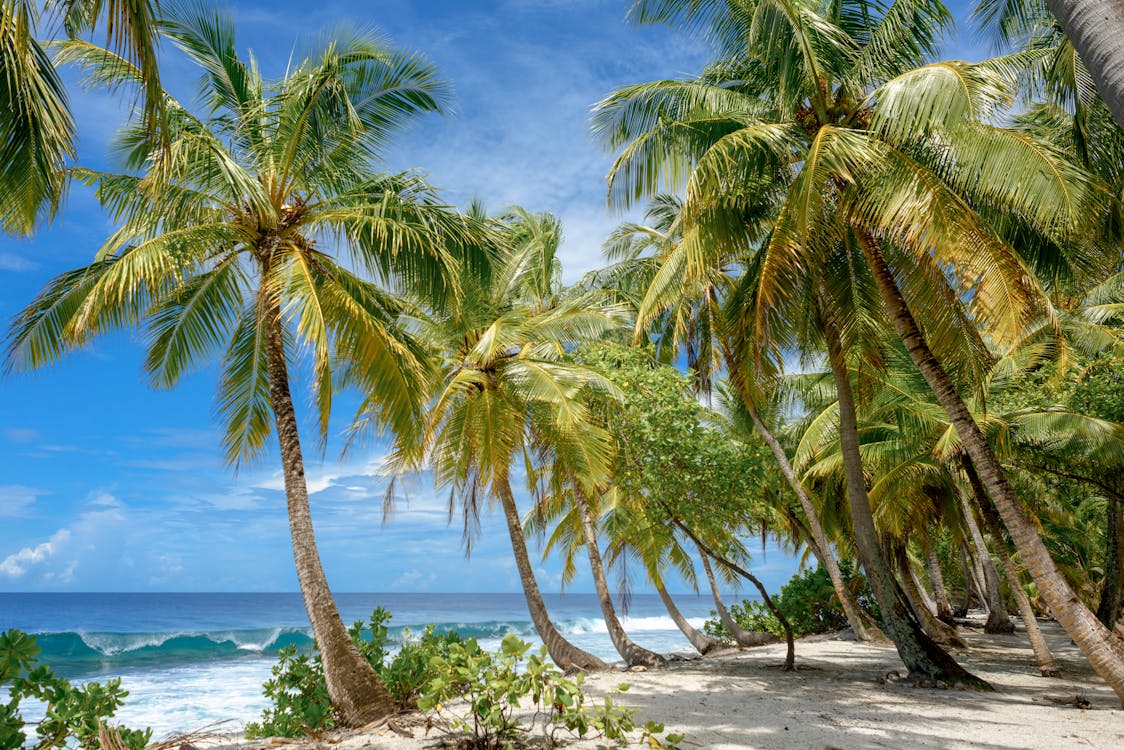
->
600;0;1124;697
5;6;479;725
1039;0;1124;128
1;0;163;234
386;207;628;671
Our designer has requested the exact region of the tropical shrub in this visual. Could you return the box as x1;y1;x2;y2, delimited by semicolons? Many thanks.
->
246;608;477;738
417;633;682;750
703;566;873;641
0;629;151;750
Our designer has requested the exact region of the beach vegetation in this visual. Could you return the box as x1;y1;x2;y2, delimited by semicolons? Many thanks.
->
0;629;150;750
245;608;478;738
418;633;683;750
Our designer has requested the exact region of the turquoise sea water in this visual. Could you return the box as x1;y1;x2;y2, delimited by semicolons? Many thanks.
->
1;592;732;736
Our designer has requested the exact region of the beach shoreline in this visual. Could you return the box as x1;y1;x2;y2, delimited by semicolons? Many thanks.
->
221;616;1122;750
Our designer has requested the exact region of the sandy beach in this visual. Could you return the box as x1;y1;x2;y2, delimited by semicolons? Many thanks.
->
238;617;1122;750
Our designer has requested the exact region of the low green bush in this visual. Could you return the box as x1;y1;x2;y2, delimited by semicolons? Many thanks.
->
246;607;476;738
0;629;151;750
703;565;875;641
418;633;682;750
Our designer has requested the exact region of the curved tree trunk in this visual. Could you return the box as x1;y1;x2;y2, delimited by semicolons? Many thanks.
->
572;485;665;667
688;534;795;669
924;544;956;625
822;310;987;689
654;579;724;655
979;499;1060;677
742;396;887;644
264;311;394;727
895;546;968;649
495;476;607;672
698;545;778;648
857;233;1124;703
1043;0;1124;129
959;543;985;614
1096;494;1123;629
960;468;1015;634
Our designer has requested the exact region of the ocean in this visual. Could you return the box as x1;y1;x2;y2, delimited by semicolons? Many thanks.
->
0;592;730;737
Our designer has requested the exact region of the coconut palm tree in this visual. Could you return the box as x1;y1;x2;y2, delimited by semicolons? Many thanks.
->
1;0;163;234
5;6;480;725
385;207;628;671
599;0;1124;697
1038;0;1124;128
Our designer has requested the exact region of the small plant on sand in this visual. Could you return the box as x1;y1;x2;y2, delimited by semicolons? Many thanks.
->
418;633;683;749
246;608;475;738
0;630;151;750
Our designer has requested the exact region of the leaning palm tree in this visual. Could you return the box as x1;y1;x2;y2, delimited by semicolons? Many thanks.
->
5;6;480;725
600;0;1124;697
385;207;629;671
1;0;163;234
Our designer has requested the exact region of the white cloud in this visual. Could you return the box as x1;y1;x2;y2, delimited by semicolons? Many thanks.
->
0;251;38;272
0;529;72;579
4;428;40;443
0;485;44;517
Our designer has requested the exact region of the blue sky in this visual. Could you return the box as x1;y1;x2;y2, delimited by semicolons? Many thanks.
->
0;1;986;594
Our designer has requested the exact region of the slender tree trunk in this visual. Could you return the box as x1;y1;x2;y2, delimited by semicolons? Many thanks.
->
821;310;987;688
654;579;724;655
697;545;778;648
495;475;607;672
1096;495;1123;628
924;545;956;625
958;543;985;614
572;485;664;667
1043;0;1124;129
263;309;394;727
895;546;968;649
908;560;938;616
959;474;1015;634
742;396;886;643
856;232;1124;703
979;499;1061;677
685;530;795;670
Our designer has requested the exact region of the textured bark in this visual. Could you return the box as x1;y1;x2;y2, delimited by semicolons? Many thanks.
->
959;473;1015;634
822;311;987;688
572;485;665;667
895;546;968;649
698;545;778;648
743;396;887;643
495;476;607;672
1044;0;1124;129
979;499;1060;677
654;580;724;655
857;232;1124;703
264;308;394;727
1096;495;1123;628
924;545;956;625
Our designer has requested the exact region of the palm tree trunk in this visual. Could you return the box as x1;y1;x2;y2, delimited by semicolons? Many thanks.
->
856;232;1124;703
895;546;968;649
697;545;777;648
924;545;956;625
654;579;724;655
1043;0;1124;129
978;498;1061;677
1096;494;1123;629
959;543;985;614
263;310;394;727
495;475;607;672
821;310;987;689
742;395;886;643
572;484;664;667
960;467;1015;634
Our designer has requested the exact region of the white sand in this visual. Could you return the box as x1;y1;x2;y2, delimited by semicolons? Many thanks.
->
237;618;1124;749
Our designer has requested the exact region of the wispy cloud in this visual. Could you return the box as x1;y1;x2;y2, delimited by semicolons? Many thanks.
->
0;252;39;272
0;485;45;517
0;529;71;579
